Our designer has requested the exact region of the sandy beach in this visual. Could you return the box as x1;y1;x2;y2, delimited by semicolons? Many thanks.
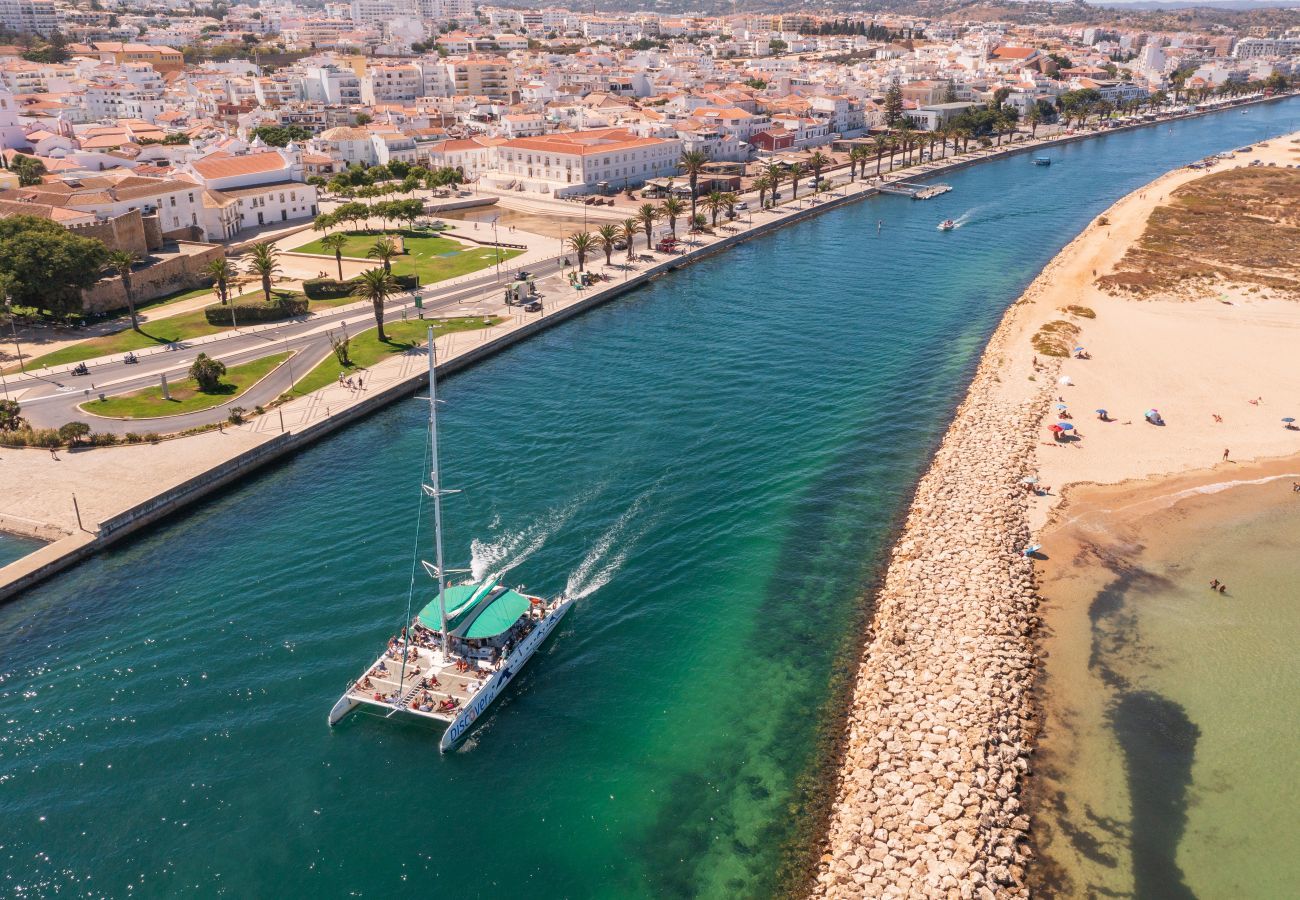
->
814;131;1300;897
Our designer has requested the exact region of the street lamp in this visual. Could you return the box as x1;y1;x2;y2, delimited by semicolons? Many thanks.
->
3;295;24;374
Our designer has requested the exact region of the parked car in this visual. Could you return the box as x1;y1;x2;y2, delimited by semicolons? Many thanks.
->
735;200;749;211
524;301;542;312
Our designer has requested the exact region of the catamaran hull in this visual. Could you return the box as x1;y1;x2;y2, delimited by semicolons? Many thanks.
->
328;693;361;726
439;599;573;752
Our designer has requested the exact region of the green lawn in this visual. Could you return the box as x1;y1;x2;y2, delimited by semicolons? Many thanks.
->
288;316;500;397
14;291;319;372
292;230;522;285
81;352;292;419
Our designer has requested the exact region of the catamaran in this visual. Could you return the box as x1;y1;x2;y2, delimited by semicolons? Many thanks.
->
328;327;573;751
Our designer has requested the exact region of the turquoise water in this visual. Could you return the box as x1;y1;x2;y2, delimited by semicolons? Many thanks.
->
0;533;43;568
2;101;1296;898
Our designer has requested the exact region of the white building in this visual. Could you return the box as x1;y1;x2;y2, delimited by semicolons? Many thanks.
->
480;127;682;197
185;147;319;237
1233;37;1300;60
0;0;56;36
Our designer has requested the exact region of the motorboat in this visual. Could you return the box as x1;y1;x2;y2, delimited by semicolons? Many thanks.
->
937;219;956;231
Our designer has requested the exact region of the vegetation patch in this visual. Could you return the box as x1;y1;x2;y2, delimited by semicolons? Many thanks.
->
288;317;499;397
1031;320;1081;357
293;230;521;285
1101;168;1300;300
1061;305;1096;319
82;352;291;419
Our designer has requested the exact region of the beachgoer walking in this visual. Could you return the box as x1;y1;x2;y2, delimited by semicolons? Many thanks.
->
1223;448;1230;461
49;447;59;460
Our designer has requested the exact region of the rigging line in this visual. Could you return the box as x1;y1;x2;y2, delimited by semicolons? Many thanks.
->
396;407;434;693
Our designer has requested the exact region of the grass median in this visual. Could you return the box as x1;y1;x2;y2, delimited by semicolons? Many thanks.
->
81;352;292;419
287;316;501;398
293;229;522;284
12;290;344;373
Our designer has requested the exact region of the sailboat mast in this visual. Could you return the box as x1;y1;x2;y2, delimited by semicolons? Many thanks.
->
427;327;451;652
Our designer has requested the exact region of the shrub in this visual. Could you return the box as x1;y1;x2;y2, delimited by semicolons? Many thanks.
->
303;273;418;299
190;353;227;392
204;294;309;325
1097;215;1110;226
227;406;246;425
124;432;143;443
58;421;91;445
254;405;265;415
145;432;161;444
90;431;120;446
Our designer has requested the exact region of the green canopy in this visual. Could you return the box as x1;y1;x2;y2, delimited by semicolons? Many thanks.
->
417;584;478;630
455;589;532;640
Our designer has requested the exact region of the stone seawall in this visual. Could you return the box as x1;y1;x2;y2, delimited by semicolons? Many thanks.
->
813;310;1054;898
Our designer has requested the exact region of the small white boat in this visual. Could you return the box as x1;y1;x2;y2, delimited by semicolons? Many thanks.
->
937;219;956;231
328;327;572;751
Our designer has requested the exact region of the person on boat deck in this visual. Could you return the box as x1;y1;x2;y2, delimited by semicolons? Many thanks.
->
374;661;389;675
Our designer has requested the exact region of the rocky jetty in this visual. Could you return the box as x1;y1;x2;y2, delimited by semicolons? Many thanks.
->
813;321;1053;898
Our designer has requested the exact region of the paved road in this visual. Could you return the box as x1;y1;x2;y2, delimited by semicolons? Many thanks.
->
16;256;564;434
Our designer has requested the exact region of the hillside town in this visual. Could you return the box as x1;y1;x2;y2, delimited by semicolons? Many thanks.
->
0;2;1294;317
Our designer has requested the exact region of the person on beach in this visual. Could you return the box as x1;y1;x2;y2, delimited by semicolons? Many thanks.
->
1210;579;1220;590
1223;448;1230;461
49;447;59;460
1213;414;1223;423
1219;584;1227;594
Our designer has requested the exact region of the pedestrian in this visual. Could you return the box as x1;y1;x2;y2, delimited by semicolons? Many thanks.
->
357;376;363;391
50;446;59;461
1223;448;1230;461
1292;482;1300;493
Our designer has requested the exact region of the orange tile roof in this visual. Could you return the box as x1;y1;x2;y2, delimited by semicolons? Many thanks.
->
190;151;287;180
502;128;667;156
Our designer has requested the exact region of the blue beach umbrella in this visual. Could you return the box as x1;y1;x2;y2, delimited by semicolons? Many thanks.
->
1074;346;1085;352
1284;417;1296;423
1058;422;1074;431
1056;403;1068;410
1096;409;1107;415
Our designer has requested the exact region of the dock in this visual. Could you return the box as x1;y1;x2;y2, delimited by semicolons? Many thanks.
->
879;181;953;200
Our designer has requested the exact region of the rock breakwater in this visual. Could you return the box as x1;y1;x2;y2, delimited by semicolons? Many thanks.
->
813;318;1055;899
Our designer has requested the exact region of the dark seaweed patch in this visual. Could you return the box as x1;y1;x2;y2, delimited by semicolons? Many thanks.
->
1109;690;1200;900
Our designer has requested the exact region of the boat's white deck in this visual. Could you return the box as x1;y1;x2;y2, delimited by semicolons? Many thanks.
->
345;644;497;722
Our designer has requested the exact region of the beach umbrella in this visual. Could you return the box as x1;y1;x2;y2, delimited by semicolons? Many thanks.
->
1096;409;1107;415
1058;422;1074;431
1284;417;1296;423
1049;424;1064;433
1074;346;1085;352
1145;409;1157;417
1058;376;1072;385
1056;403;1068;410
1021;476;1039;484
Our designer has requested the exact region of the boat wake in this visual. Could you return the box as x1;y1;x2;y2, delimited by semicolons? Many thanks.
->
565;489;657;600
951;208;978;229
470;495;586;582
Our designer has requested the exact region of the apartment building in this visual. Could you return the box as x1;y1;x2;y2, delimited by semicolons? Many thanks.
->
84;66;168;124
0;0;56;36
446;57;515;102
75;42;186;74
361;63;423;104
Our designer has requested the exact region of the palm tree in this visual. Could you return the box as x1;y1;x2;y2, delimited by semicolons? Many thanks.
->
205;257;234;305
752;174;771;210
807;150;831;191
874;136;888;176
367;236;397;273
848;145;866;181
106;250;141;330
721;191;738;222
636;203;660;249
789;162;805;201
246;242;281;303
764;163;784;206
678;149;709;225
351;267;398;342
660;196;685;237
567;231;595;272
620;218;639;261
596;224;619;267
319;233;348;281
702;190;725;227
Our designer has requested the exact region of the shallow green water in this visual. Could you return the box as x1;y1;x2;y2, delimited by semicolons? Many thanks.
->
1039;482;1300;899
2;101;1297;897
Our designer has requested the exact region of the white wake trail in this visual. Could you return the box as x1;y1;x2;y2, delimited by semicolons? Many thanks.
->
564;489;658;600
